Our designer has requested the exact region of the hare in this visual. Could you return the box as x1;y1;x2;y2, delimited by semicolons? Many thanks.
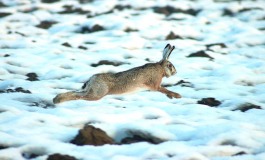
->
53;44;181;104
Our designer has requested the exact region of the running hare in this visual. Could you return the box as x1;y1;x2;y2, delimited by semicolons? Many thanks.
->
53;44;181;104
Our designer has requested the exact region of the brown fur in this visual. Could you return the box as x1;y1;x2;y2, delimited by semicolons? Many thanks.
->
53;44;181;104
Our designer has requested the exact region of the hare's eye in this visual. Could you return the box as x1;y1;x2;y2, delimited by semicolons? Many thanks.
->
168;64;172;68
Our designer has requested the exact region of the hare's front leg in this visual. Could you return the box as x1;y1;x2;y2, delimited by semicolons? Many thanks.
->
157;86;181;99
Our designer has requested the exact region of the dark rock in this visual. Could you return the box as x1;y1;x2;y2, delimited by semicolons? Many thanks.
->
206;43;227;50
198;98;221;107
79;26;91;34
15;31;26;37
59;5;90;14
124;55;134;59
124;28;138;32
91;60;126;67
22;152;40;159
6;89;14;93
113;4;132;11
145;115;159;120
238;7;263;13
79;0;94;4
0;145;8;150
22;88;31;93
71;125;114;146
187;50;214;60
0;87;31;94
78;45;87;50
62;42;72;47
223;8;234;16
162;80;193;88
87;10;113;18
78;24;104;34
4;54;10;57
0;2;7;8
36;21;57;29
0;12;11;18
121;135;155;144
153;6;175;16
84;41;96;44
232;151;247;156
120;130;164;144
153;6;201;16
233;103;262;112
167;153;175;158
28;101;55;109
145;58;152;62
41;0;60;3
185;8;201;16
90;24;104;32
15;87;31;93
166;31;182;40
220;139;237;146
26;72;39;81
175;80;193;87
206;43;227;53
47;154;77;160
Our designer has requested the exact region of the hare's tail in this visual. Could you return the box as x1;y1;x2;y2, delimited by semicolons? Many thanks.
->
81;75;97;91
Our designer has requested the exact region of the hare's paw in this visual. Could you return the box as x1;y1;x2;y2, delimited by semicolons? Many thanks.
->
167;92;181;99
167;94;173;99
172;93;181;98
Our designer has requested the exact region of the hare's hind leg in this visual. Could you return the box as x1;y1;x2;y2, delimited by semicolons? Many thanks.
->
53;91;83;104
53;76;109;104
82;76;109;101
83;85;108;101
157;86;181;99
53;85;108;103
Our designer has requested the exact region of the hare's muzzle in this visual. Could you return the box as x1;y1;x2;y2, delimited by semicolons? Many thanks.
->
170;64;177;76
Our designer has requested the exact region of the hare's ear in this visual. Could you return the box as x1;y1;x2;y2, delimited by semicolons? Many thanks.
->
163;44;171;60
167;45;175;59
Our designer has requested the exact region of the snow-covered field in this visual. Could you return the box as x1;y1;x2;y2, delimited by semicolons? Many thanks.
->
0;0;265;159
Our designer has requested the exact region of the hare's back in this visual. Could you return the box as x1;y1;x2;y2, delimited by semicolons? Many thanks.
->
85;63;163;94
108;63;163;94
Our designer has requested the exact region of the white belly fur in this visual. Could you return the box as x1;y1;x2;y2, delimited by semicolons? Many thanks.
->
120;87;149;95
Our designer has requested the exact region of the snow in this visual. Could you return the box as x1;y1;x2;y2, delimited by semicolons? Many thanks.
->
0;0;265;160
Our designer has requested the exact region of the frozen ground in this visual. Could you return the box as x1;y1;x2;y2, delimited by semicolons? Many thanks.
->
0;0;265;159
